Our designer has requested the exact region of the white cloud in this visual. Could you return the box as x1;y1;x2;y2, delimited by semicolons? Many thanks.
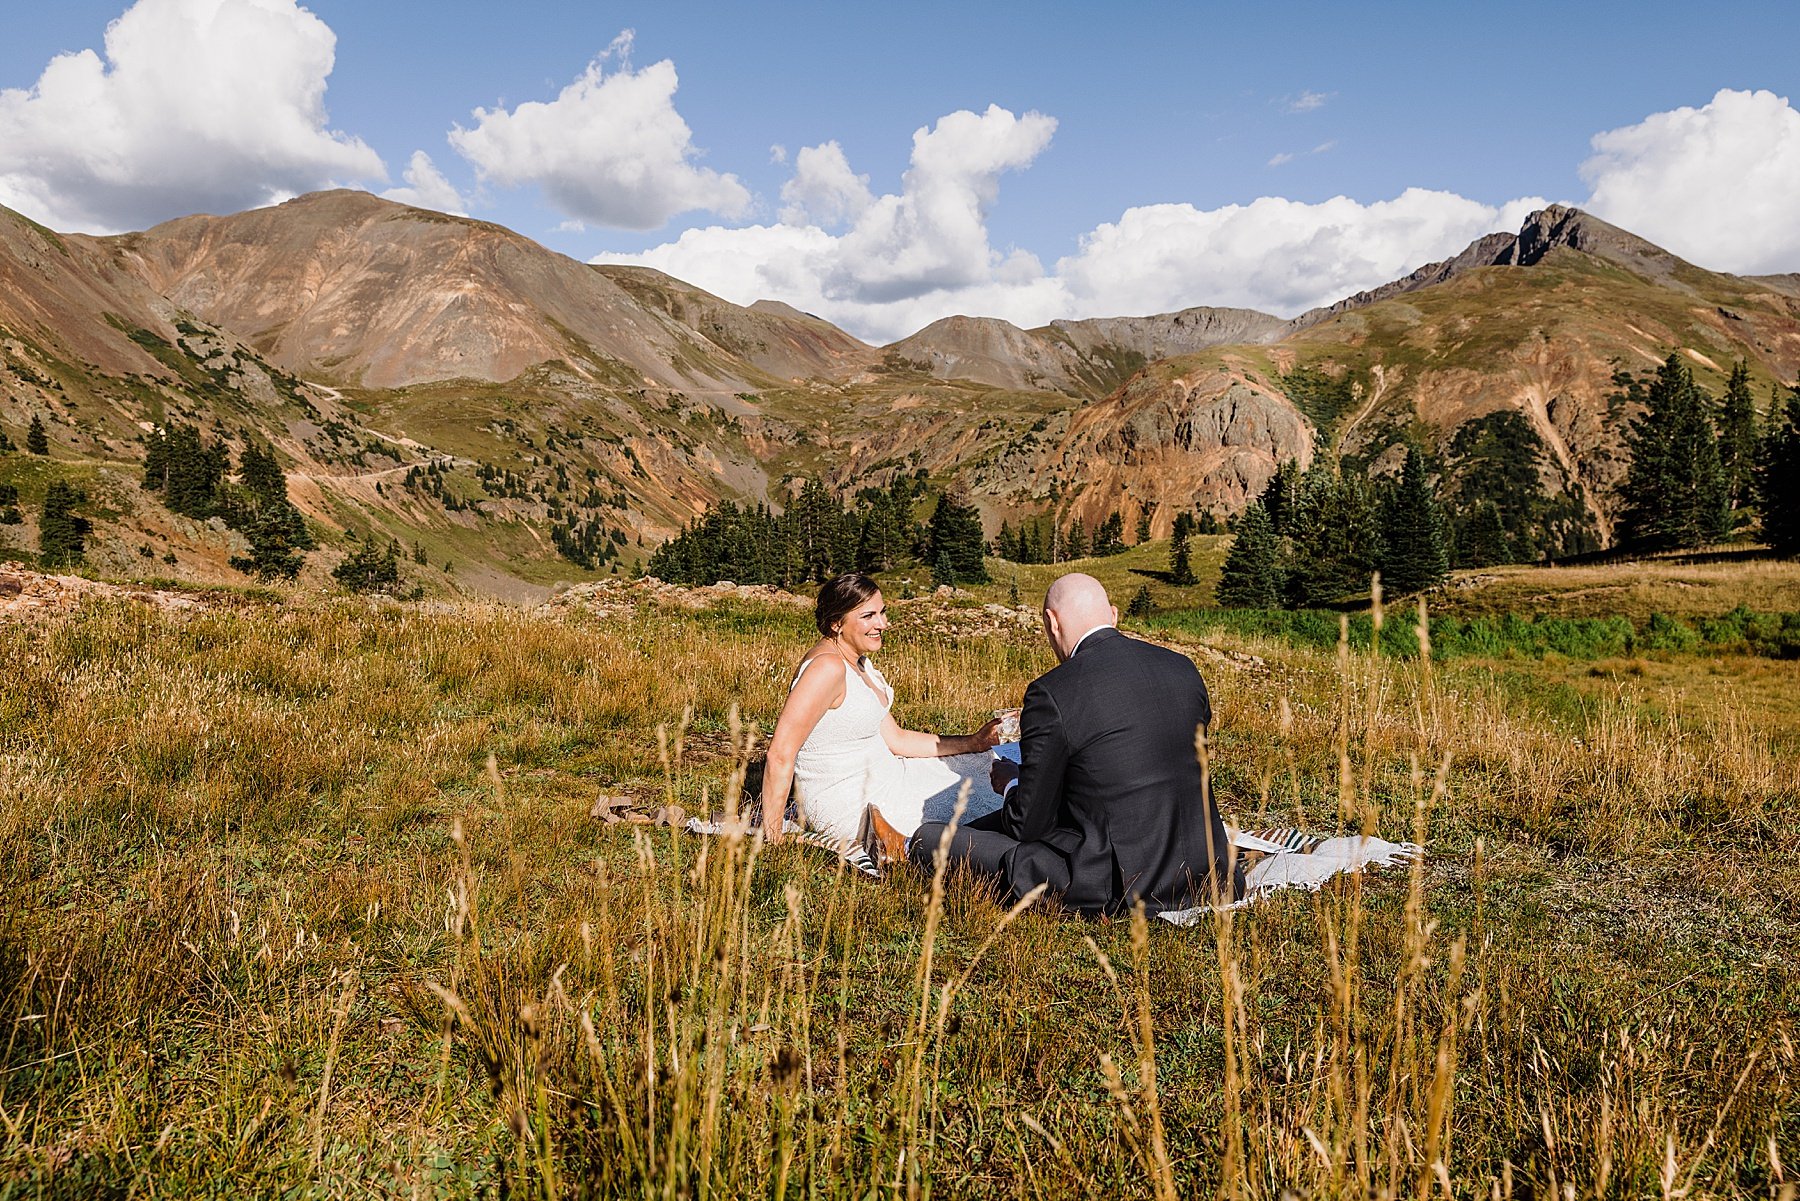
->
448;30;749;230
597;105;1060;341
380;151;466;215
779;141;873;227
600;103;1540;343
1054;189;1547;319
1580;88;1800;275
769;144;788;165
1267;152;1296;168
1285;90;1332;113
0;0;383;233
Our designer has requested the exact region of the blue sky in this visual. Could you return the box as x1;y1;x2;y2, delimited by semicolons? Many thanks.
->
4;1;1798;340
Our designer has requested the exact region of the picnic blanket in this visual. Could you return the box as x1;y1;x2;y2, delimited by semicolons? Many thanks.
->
682;809;1421;912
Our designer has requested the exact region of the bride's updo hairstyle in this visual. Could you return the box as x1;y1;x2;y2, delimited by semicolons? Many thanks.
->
816;572;880;637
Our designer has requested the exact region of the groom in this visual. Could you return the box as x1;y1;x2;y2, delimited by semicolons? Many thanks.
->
907;572;1239;915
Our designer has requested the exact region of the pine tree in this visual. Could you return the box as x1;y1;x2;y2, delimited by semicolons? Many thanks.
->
1758;381;1800;556
931;550;957;590
1065;517;1089;560
26;414;48;455
1093;512;1125;556
927;491;988;583
1126;584;1156;617
1716;360;1759;510
995;521;1019;562
1619;353;1731;551
1258;459;1302;536
1169;512;1197;585
332;535;402;593
1134;509;1152;545
857;492;906;572
1283;457;1383;607
1378;444;1449;595
0;482;19;525
1456;501;1512;567
0;426;14;452
38;481;89;567
1215;502;1283;608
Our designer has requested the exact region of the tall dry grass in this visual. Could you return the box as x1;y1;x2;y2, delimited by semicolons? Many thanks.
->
0;590;1794;1196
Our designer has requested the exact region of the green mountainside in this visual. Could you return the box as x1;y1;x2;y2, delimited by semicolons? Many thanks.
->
2;194;1796;598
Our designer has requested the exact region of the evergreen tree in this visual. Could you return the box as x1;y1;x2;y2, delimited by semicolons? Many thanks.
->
1283;457;1383;606
1716;360;1759;510
26;414;48;455
1619;353;1731;551
38;481;89;567
333;536;402;593
1378;444;1449;595
1126;584;1156;617
931;550;957;590
1215;502;1283;608
0;482;19;525
143;423;228;518
1134;508;1152;545
857;492;907;572
994;521;1019;563
1258;459;1302;536
1169;512;1197;586
1456;501;1512;568
927;491;988;583
1092;512;1125;556
0;426;13;452
1758;381;1800;556
1065;517;1089;560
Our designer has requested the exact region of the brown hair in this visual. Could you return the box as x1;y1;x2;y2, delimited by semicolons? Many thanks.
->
815;572;880;637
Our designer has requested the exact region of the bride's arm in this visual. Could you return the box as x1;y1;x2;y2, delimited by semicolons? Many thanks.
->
761;661;845;842
880;713;1002;759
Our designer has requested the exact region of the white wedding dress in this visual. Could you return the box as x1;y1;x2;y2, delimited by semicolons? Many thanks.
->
790;656;1003;844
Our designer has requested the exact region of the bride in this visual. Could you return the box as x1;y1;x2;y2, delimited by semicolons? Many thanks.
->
761;572;1004;855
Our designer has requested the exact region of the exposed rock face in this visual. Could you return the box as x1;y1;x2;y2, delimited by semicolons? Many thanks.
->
971;365;1314;533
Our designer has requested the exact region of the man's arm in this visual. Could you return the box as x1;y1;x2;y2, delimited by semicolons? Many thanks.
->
1002;678;1069;843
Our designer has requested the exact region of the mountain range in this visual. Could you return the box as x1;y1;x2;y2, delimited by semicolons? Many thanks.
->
2;189;1796;596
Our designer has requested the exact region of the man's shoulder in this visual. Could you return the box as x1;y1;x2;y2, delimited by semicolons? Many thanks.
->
1044;628;1196;688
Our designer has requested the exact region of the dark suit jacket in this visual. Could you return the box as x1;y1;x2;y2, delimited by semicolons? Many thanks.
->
999;627;1233;914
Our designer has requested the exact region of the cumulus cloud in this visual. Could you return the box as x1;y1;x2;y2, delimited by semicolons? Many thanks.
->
448;30;749;230
0;0;383;233
778;141;872;228
1580;88;1800;275
598;105;1061;340
1285;90;1332;113
599;103;1540;343
380;151;466;215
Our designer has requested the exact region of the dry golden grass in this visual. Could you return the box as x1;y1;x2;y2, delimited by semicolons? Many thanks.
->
0;589;1795;1197
1431;553;1800;622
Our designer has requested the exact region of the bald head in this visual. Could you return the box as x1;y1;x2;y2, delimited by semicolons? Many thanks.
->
1042;573;1118;662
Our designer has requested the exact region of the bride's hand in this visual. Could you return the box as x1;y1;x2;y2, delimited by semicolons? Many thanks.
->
971;717;1003;750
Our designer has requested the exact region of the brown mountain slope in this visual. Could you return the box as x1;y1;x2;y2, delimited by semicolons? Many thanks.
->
0;205;181;381
593;265;875;381
885;305;1290;397
108;190;862;393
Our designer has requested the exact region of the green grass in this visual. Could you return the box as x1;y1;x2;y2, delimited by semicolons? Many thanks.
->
0;589;1793;1196
1147;603;1800;661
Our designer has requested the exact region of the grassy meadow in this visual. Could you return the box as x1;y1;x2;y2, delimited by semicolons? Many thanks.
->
1;572;1797;1197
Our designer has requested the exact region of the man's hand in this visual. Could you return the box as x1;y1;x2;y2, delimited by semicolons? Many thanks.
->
990;757;1019;795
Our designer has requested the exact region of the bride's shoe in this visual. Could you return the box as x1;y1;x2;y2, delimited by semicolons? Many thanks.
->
859;804;908;867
